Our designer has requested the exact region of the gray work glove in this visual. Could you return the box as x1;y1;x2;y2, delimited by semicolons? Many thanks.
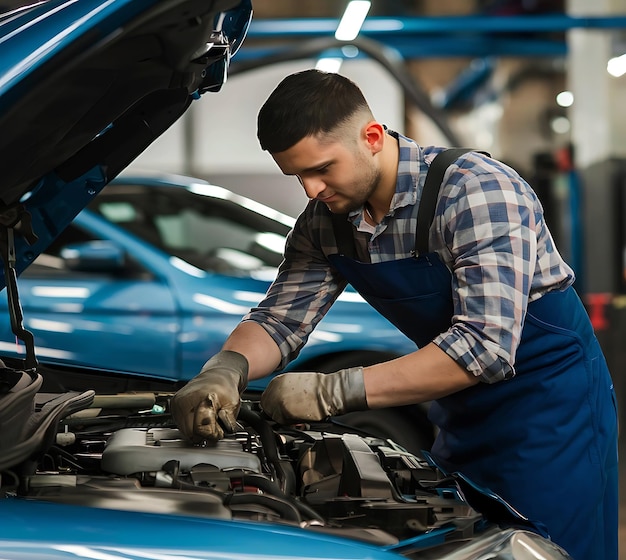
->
171;350;248;443
260;368;367;425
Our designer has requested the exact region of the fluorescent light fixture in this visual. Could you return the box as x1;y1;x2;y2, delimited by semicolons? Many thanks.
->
335;1;371;41
316;1;370;74
607;54;626;77
316;57;343;73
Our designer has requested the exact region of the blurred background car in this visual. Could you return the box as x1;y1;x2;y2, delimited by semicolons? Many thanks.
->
0;172;418;389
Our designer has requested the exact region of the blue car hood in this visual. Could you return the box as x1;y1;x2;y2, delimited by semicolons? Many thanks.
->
0;0;251;285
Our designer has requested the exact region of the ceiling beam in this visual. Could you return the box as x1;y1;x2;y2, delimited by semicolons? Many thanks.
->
247;15;626;37
238;15;626;58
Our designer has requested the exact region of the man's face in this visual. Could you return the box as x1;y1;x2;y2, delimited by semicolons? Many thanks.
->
271;133;381;215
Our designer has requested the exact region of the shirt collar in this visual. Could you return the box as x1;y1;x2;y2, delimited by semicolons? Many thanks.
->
348;128;427;225
390;129;422;211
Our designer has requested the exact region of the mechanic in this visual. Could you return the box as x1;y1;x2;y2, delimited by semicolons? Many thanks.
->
172;69;618;560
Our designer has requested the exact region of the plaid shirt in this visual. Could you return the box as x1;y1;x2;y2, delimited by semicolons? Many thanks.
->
243;131;574;382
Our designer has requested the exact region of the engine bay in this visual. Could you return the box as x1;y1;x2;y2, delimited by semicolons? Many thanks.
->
3;390;489;554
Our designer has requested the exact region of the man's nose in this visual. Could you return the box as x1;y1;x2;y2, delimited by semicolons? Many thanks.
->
301;177;326;200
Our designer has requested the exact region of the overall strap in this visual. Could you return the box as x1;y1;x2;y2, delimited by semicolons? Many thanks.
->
415;148;475;255
330;211;357;259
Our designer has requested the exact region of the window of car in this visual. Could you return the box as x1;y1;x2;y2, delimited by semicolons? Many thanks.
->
22;221;154;281
89;183;289;276
22;223;98;278
20;182;291;281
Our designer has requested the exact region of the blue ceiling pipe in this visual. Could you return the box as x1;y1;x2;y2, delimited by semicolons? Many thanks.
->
231;14;626;140
234;36;566;59
230;35;463;145
248;14;626;37
240;14;626;59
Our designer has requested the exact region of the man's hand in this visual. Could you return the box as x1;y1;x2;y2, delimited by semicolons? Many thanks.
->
260;367;367;425
171;351;248;442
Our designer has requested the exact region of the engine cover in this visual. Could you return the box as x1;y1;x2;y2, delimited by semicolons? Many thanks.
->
101;427;262;475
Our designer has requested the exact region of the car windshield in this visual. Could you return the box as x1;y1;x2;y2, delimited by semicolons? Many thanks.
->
88;183;290;275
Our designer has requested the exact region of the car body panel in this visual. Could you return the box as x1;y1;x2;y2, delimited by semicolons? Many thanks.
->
0;500;404;560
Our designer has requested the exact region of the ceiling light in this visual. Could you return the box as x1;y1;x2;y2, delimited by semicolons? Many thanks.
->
335;1;371;41
551;116;571;135
556;91;574;107
607;54;626;77
341;45;360;58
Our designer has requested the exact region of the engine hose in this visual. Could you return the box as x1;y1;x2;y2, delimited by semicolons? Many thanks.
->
237;406;296;495
168;473;298;523
227;492;302;523
238;474;325;524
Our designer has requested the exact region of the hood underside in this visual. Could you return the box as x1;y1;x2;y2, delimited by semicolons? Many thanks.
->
0;0;251;281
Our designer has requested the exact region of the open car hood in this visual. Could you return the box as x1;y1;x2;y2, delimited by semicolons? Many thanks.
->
0;0;252;285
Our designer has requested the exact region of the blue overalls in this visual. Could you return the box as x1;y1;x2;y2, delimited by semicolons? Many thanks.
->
327;152;618;559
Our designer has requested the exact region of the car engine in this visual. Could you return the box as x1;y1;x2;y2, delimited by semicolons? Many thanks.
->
4;388;467;544
0;387;571;559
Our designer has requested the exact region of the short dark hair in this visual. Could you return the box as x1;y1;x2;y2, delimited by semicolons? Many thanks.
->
257;69;371;154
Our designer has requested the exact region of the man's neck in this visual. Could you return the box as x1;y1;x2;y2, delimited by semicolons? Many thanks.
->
365;133;399;223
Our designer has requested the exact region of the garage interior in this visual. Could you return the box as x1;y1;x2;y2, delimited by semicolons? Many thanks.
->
5;0;626;557
126;0;626;554
132;4;626;404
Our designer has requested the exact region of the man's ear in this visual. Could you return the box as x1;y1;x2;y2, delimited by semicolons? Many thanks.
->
363;121;385;154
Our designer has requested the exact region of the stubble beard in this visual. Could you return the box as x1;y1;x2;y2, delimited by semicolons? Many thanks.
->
326;157;381;215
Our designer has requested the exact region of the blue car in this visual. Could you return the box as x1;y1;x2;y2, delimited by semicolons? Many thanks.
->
0;1;572;559
0;172;417;387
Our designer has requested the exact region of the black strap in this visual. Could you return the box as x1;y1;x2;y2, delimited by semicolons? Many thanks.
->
331;210;357;259
415;148;474;255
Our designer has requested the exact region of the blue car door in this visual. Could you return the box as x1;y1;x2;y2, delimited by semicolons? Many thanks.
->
0;222;180;380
